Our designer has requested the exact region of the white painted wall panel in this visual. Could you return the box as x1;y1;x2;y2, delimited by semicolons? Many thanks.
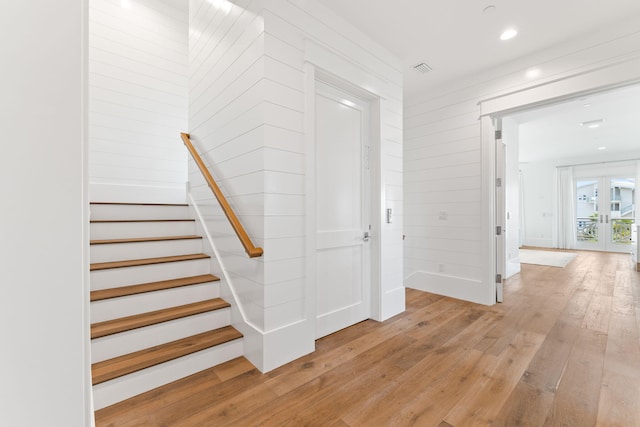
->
265;1;404;333
189;0;402;371
404;16;640;304
89;0;188;203
188;0;268;369
0;2;89;425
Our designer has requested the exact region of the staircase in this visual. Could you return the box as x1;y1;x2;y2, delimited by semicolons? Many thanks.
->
89;202;243;410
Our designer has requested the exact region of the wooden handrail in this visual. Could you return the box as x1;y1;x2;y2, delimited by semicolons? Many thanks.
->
181;133;263;258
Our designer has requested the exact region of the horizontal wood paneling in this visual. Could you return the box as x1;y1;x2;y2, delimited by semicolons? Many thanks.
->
189;0;402;370
89;0;188;202
188;0;266;335
404;18;640;302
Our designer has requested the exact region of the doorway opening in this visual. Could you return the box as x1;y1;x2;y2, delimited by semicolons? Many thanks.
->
493;83;640;300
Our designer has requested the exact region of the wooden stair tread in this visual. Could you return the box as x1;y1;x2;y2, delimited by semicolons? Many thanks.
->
91;274;219;301
90;202;188;206
90;219;194;223
90;253;209;271
92;326;243;385
91;235;202;245
91;298;230;339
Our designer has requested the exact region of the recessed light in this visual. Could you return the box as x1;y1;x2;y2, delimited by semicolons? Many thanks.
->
340;99;356;108
583;103;591;107
483;5;497;14
209;0;232;14
580;119;604;129
500;28;518;41
525;68;541;79
598;146;607;150
120;0;131;8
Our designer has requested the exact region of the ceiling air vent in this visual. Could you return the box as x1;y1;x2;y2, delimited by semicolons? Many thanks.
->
413;62;433;74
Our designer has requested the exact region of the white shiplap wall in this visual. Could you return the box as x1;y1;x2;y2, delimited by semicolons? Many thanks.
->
188;0;403;371
188;0;268;370
89;0;188;203
404;16;640;304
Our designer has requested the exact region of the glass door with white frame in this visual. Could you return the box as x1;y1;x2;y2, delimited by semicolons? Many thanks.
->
576;176;635;252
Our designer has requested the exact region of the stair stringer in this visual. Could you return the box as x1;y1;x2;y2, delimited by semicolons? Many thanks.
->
188;194;314;372
188;195;265;370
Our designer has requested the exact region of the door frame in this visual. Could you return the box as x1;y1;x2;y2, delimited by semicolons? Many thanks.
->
480;58;640;304
304;63;382;342
494;118;505;303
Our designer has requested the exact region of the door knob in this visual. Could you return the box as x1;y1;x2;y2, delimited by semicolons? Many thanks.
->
363;231;370;242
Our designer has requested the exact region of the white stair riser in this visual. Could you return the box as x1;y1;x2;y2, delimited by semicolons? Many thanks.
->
92;339;243;410
91;259;211;290
91;282;220;323
90;238;204;263
91;309;232;363
90;204;190;220
90;221;196;240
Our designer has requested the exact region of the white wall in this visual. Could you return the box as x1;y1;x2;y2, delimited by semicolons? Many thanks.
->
89;0;188;203
519;160;555;247
188;0;403;371
404;16;640;304
0;2;90;426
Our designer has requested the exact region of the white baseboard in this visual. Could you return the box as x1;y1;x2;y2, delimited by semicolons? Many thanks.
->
404;271;493;305
90;182;186;204
505;257;521;279
231;314;314;373
380;286;406;321
522;237;554;248
262;319;314;372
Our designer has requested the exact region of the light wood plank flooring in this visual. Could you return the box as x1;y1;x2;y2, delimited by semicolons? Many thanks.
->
95;250;640;426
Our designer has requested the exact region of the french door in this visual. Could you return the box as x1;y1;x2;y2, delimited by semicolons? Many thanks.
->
575;176;636;252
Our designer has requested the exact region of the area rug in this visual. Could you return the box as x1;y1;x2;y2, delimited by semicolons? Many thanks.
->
519;249;577;268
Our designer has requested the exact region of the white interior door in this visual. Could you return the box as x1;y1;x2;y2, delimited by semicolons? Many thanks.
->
315;81;371;339
576;176;636;252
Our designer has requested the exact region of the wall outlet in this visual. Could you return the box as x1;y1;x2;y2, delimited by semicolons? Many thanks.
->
438;211;447;220
438;263;444;272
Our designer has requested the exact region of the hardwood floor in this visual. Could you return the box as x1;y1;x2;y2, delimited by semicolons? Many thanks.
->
95;250;640;426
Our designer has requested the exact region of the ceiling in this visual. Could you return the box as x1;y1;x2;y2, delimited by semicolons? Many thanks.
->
316;1;640;164
316;0;640;95
511;83;640;163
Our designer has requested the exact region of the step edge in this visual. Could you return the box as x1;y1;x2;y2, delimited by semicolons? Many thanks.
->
90;253;210;271
90;274;220;301
91;327;243;385
91;299;231;339
90;202;189;206
90;219;195;223
90;235;202;245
